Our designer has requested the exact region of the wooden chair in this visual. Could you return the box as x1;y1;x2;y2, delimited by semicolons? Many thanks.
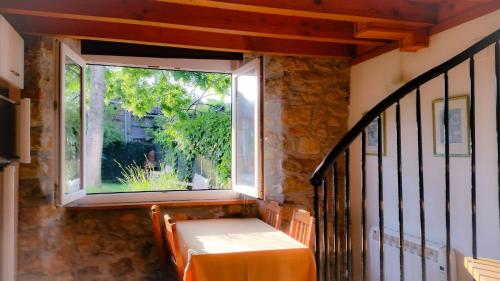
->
289;208;315;249
263;201;282;229
149;205;170;275
164;213;185;280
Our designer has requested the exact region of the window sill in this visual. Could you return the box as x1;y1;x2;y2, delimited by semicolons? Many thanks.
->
66;198;256;211
65;190;256;211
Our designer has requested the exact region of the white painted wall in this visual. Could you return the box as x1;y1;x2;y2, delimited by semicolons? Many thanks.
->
349;10;500;281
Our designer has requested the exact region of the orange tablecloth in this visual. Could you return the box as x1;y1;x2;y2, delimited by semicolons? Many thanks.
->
176;218;316;281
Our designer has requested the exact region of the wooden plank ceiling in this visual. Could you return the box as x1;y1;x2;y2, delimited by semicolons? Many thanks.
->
0;0;498;62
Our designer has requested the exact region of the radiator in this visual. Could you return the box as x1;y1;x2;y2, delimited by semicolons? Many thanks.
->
369;227;456;281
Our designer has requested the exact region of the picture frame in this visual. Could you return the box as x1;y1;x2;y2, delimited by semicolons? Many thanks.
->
432;95;470;157
365;111;386;156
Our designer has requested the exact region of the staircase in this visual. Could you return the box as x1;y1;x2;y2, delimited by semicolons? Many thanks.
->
310;29;500;281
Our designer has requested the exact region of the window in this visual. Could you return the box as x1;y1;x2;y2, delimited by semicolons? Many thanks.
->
232;59;263;198
58;44;86;205
57;42;262;206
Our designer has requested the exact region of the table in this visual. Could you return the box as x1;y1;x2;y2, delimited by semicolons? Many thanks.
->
176;218;316;281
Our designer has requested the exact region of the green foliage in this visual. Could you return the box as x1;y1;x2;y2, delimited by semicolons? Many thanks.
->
154;105;231;185
116;161;188;192
63;63;82;182
171;71;231;97
105;68;192;119
102;104;124;148
64;64;82;151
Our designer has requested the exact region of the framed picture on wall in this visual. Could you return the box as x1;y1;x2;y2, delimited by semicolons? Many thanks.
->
432;95;470;157
365;111;386;156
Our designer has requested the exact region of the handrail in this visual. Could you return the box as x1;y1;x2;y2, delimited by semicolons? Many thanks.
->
310;29;500;186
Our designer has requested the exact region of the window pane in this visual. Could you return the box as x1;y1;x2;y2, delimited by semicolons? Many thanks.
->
84;65;232;194
63;56;83;194
235;68;257;186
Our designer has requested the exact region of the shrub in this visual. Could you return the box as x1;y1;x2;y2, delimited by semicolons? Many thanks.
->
116;161;188;192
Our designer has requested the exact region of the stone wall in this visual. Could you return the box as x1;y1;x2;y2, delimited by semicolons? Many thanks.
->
263;56;350;227
17;36;255;281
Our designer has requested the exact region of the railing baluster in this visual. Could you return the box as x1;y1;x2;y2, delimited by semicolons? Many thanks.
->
470;57;478;259
323;178;329;281
495;41;500;233
361;131;367;281
314;183;321;281
333;162;339;281
378;114;385;281
344;149;351;280
444;72;451;281
396;101;405;281
416;87;427;281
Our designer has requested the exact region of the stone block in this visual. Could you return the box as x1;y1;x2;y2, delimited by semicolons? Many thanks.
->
19;156;50;179
281;105;312;126
297;137;321;155
31;126;53;152
109;258;134;277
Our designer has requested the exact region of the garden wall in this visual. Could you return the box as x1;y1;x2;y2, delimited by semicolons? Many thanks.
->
101;142;160;182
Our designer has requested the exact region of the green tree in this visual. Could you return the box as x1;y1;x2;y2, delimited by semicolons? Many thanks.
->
105;67;230;119
86;65;106;187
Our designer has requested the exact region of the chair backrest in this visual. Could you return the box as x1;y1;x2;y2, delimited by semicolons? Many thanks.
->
289;208;315;249
164;213;185;279
149;205;170;273
263;201;282;229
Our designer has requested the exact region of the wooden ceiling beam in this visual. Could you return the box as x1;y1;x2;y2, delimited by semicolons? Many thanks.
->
431;0;500;34
157;0;438;27
355;22;429;52
351;41;400;65
406;0;444;4
5;14;353;58
0;0;386;46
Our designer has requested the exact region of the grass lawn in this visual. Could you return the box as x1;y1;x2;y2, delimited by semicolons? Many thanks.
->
85;181;192;194
86;182;129;194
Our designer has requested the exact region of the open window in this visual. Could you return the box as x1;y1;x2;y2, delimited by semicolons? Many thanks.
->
57;43;86;205
56;42;262;206
231;58;263;198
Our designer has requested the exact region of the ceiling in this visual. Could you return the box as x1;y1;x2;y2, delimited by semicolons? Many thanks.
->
0;0;498;63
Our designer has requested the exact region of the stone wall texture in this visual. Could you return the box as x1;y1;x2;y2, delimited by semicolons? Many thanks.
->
17;36;255;281
263;56;350;227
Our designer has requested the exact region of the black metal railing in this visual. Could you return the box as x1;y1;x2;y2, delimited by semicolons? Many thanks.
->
310;29;500;281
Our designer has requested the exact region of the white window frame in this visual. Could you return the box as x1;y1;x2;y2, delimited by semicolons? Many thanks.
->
56;46;250;206
231;58;264;199
57;43;87;206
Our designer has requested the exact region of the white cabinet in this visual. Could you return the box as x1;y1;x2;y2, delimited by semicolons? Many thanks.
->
0;15;24;90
